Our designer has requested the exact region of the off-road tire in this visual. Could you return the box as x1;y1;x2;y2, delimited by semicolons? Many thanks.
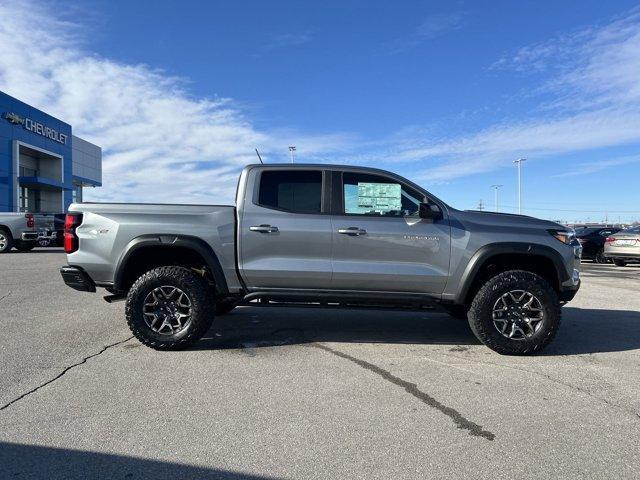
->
215;301;237;316
613;259;627;267
126;266;215;350
14;240;35;252
467;270;561;355
443;304;468;320
0;228;14;253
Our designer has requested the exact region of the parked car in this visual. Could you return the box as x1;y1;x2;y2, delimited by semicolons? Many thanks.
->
604;226;640;266
576;226;621;263
60;164;581;355
0;213;38;253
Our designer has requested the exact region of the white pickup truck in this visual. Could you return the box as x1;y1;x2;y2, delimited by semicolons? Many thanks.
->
0;213;39;253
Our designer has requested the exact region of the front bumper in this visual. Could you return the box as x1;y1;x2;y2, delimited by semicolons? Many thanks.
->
558;267;580;302
60;266;96;292
605;252;640;261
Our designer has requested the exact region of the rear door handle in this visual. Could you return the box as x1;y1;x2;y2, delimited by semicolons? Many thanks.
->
250;224;279;233
338;227;367;236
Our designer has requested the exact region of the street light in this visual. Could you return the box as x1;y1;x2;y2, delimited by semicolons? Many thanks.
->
513;158;526;214
491;184;503;212
288;146;297;163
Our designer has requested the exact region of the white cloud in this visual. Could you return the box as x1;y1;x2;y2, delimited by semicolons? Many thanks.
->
260;31;314;52
387;8;640;181
553;155;640;178
1;0;639;200
381;12;466;55
0;0;347;204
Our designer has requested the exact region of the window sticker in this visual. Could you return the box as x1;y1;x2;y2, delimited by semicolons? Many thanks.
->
345;182;402;214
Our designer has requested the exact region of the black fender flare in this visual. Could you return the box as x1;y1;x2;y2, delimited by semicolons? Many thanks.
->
455;242;570;304
114;234;229;294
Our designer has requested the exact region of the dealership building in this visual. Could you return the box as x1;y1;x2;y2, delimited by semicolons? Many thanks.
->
0;90;101;213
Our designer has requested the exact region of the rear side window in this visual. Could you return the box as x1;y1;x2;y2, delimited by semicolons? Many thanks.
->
258;170;322;213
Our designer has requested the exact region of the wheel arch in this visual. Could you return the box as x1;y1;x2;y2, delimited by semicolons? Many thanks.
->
455;242;569;306
114;234;229;295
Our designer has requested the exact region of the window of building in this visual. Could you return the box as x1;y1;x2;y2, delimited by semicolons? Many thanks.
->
72;184;83;203
19;187;29;212
258;170;322;213
19;166;38;177
342;172;424;217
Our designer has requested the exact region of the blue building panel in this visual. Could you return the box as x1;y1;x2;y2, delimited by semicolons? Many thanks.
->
0;90;100;213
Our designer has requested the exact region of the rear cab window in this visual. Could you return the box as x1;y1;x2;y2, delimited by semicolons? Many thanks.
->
257;170;323;213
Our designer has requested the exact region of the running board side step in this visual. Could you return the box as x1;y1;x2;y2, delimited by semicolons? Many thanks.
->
240;290;440;311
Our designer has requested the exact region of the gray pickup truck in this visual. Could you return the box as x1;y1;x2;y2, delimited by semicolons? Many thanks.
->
0;213;39;253
61;164;581;355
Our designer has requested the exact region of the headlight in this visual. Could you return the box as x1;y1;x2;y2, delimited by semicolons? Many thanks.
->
548;229;575;245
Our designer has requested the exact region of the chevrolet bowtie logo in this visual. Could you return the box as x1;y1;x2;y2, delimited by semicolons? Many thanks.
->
4;112;25;125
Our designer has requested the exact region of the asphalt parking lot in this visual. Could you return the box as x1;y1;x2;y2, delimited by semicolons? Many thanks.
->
1;249;639;479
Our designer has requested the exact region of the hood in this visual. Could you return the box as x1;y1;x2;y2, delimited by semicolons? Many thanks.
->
453;209;567;231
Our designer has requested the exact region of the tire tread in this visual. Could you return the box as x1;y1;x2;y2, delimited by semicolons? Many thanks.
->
467;270;561;355
125;266;215;350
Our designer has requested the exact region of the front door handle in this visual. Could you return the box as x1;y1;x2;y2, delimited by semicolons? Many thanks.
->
250;224;279;233
338;227;367;236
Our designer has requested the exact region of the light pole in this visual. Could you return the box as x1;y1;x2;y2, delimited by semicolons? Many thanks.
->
491;184;503;212
513;158;526;214
288;146;297;163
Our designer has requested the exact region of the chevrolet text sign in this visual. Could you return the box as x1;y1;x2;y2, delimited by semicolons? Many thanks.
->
3;112;68;145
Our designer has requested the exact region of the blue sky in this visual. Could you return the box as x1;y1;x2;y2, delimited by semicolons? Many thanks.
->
1;0;640;222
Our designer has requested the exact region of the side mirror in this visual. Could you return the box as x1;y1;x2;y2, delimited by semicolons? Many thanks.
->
419;201;443;220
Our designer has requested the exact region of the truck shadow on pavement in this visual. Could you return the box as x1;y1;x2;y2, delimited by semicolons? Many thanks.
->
194;306;640;356
0;441;278;480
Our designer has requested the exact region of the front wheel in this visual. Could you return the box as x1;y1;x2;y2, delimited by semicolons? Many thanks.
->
125;266;215;350
613;259;627;267
467;270;561;355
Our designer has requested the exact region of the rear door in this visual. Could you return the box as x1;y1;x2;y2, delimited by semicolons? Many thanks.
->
238;168;333;289
330;171;451;293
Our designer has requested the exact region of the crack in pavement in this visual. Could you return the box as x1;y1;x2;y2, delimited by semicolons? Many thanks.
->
311;343;495;441
0;291;11;304
0;336;134;412
442;352;640;420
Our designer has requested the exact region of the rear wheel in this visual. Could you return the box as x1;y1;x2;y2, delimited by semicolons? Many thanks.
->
467;270;561;355
126;266;215;350
14;240;35;252
0;228;14;253
613;259;627;267
595;249;608;264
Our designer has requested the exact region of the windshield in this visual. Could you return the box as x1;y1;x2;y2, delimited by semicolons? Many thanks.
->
620;226;640;234
576;228;599;236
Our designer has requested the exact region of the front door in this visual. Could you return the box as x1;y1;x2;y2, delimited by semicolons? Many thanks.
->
331;171;451;293
239;169;333;289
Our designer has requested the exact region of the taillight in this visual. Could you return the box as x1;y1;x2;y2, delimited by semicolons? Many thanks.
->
25;214;34;228
64;214;83;254
605;236;615;244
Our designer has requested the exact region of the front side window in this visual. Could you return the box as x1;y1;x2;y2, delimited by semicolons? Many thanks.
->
342;172;424;216
258;170;322;213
